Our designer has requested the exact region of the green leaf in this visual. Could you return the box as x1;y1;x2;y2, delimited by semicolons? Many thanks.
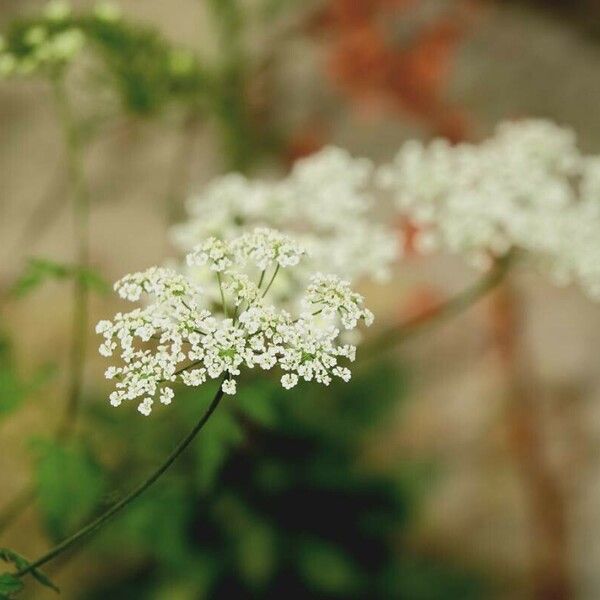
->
28;567;60;594
32;439;105;540
0;549;27;571
10;258;70;298
76;267;110;294
0;549;59;594
0;573;23;598
10;258;109;298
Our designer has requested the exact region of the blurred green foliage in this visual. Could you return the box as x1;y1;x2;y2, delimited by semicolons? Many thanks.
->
9;258;108;299
65;362;487;599
1;8;210;116
0;572;23;599
0;1;277;171
31;438;106;541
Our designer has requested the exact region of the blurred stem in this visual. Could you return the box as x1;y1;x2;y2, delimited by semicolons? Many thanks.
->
15;384;225;579
490;279;572;600
206;0;256;171
163;112;203;225
362;252;514;359
51;74;91;440
0;76;91;537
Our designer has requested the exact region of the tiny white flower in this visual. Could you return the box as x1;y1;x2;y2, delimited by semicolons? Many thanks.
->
222;379;237;395
159;387;174;405
281;373;298;389
304;273;374;329
138;397;154;416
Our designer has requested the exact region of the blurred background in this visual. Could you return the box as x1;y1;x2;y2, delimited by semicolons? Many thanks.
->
2;0;600;598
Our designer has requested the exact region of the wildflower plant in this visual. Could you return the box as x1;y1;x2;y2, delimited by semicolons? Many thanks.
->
3;62;599;597
97;228;373;416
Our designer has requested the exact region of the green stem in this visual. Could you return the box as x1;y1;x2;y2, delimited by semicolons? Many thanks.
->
51;75;91;439
362;253;514;359
216;271;228;318
257;269;266;290
15;384;225;579
163;112;202;225
207;0;256;171
261;263;280;298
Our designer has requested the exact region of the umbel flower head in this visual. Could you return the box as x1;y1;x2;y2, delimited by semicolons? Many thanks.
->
171;146;400;289
378;119;600;299
97;228;373;415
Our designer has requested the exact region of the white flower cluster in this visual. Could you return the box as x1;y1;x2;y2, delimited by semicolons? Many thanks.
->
171;146;400;289
97;229;373;415
187;228;305;273
378;119;600;299
304;273;374;330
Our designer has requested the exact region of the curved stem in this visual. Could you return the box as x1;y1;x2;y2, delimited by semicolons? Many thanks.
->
261;264;280;299
363;252;514;359
51;75;91;439
257;269;266;290
15;384;225;579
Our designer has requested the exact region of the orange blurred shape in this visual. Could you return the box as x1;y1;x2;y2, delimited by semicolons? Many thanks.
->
396;216;423;257
312;0;415;31
327;24;390;93
312;0;474;140
399;285;445;322
283;124;327;166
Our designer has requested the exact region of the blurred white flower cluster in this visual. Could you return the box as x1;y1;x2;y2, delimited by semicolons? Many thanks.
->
378;119;600;299
0;1;119;78
97;229;373;415
171;146;400;290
